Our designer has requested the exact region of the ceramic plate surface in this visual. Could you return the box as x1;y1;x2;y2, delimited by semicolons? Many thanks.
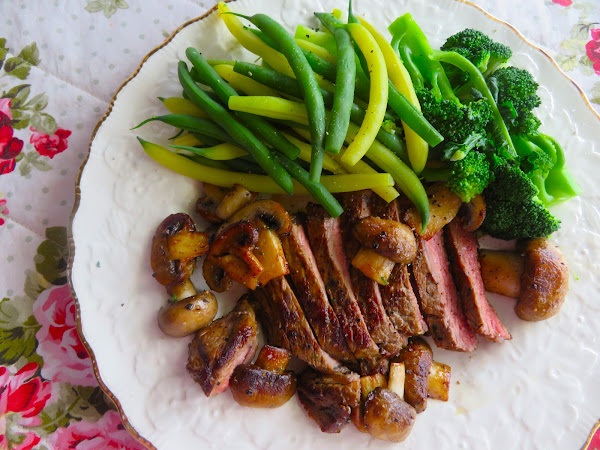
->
70;1;600;448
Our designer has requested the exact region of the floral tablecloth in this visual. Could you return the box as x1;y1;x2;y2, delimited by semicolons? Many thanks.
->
0;0;598;449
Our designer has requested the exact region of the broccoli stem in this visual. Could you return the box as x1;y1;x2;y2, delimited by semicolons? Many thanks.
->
430;50;516;158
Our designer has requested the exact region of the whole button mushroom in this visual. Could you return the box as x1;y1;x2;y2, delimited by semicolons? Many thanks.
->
363;388;417;443
516;238;569;321
157;290;218;337
478;237;569;322
150;213;214;338
353;217;418;264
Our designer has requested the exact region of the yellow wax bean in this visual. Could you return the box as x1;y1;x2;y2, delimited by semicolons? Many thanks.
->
162;97;208;118
228;96;309;126
213;65;280;97
341;23;388;167
358;17;429;174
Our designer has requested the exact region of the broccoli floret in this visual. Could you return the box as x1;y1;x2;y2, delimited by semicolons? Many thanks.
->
447;150;494;202
417;89;492;146
441;28;512;76
482;157;560;239
491;66;541;135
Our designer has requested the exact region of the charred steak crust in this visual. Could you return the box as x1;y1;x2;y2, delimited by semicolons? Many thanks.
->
412;231;477;352
186;296;258;397
281;218;354;363
305;203;379;360
297;368;361;433
444;220;512;342
340;192;406;357
260;277;347;374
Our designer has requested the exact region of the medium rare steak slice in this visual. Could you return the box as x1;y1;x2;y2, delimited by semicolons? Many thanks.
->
371;196;428;337
260;276;347;374
381;265;428;337
412;231;477;352
187;296;258;397
281;219;354;363
340;192;406;356
297;368;361;433
306;203;379;360
444;220;512;342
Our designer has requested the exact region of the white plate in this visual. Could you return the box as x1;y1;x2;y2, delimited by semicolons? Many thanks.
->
69;1;600;448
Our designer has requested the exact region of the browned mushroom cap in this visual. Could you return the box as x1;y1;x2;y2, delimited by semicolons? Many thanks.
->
215;184;258;221
516;238;569;321
196;183;228;223
202;254;232;293
353;217;417;264
222;200;292;235
157;290;218;337
230;364;297;408
458;194;486;232
208;222;263;290
395;337;433;413
151;213;197;287
363;388;417;443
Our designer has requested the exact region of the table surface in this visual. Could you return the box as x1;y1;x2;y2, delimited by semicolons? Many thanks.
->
0;0;599;448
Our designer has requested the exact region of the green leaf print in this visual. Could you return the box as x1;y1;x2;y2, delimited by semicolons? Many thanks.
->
17;42;40;66
30;111;58;135
35;227;69;286
4;84;32;108
85;0;129;18
556;53;579;71
0;297;41;365
3;56;32;79
0;38;8;72
27;92;49;111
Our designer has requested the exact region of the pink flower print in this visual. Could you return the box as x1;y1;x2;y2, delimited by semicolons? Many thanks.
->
47;410;146;450
33;285;96;386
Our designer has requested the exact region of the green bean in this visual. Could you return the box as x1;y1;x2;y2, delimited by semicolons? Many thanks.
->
276;154;344;218
233;13;326;182
190;132;221;147
388;84;443;146
325;27;356;154
187;49;301;160
233;61;406;159
177;61;294;194
131;114;233;143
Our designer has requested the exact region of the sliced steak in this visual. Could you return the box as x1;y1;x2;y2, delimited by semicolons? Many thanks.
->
381;265;428;336
444;220;512;342
186;296;259;396
305;203;379;360
281;218;354;363
412;231;477;352
372;196;428;337
339;193;405;357
297;368;361;433
249;289;288;350
259;277;347;374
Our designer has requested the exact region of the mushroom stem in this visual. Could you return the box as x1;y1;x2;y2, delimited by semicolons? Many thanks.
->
167;279;197;302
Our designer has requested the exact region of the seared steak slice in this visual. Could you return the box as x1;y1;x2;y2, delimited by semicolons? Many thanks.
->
281;218;354;363
249;289;288;350
260;277;347;374
306;203;379;360
444;220;511;342
381;265;428;336
412;231;477;352
339;193;405;357
372;196;428;337
187;296;258;396
351;274;406;356
297;368;360;433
